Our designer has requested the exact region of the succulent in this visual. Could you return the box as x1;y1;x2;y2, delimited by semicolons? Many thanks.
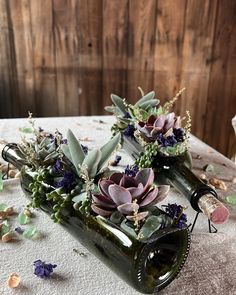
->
91;168;169;221
137;113;184;146
60;130;121;179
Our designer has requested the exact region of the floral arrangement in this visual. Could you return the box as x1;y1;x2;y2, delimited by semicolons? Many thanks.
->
15;114;188;241
105;88;192;167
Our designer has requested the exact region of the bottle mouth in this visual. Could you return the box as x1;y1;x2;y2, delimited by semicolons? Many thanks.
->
135;228;190;293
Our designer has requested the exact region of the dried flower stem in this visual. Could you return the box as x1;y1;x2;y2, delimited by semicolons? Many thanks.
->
163;88;186;113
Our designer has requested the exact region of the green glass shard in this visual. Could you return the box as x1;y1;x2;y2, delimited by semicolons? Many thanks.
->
19;126;34;133
1;220;10;235
18;212;29;225
23;227;37;238
0;203;7;211
226;195;236;205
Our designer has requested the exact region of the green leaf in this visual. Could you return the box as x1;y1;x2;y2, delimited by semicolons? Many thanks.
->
135;91;155;107
138;215;163;241
82;149;102;178
139;99;160;110
120;219;138;239
98;133;121;171
67;129;85;174
111;94;127;114
226;195;236;205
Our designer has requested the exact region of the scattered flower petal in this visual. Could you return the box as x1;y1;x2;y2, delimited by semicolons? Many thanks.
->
209;178;227;191
33;260;57;278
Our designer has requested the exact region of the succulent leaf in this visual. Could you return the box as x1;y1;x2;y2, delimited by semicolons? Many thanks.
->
82;149;102;178
67;129;85;173
135;91;155;107
60;144;72;162
98;132;121;171
139;99;160;110
111;94;127;114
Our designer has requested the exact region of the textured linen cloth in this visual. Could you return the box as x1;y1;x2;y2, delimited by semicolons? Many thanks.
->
0;116;236;295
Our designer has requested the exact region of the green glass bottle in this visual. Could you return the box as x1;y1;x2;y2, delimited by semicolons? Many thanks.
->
2;143;190;294
122;136;229;224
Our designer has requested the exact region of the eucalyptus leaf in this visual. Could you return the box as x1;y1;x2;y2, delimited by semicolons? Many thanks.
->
67;129;85;174
111;94;127;114
98;132;121;171
135;91;155;107
82;149;102;178
138;215;163;241
139;99;160;110
120;219;138;239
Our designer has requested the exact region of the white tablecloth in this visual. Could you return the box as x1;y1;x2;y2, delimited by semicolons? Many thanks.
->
0;116;236;295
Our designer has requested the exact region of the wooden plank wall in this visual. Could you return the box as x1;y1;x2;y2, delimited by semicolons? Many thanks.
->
0;0;235;158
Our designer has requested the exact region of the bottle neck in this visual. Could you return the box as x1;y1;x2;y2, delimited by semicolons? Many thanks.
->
2;143;27;170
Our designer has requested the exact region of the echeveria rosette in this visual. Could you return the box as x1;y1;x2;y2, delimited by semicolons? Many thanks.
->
136;112;188;157
91;168;170;223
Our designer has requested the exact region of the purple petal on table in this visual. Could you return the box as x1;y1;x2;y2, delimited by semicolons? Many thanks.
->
108;184;132;205
99;179;114;197
92;194;116;208
91;204;113;216
117;203;139;215
139;187;159;207
135;168;154;192
119;175;138;188
126;211;149;221
127;183;144;198
109;172;124;185
154;115;165;128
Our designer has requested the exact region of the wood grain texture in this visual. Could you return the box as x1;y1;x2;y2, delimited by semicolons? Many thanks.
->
204;0;236;156
0;0;235;157
127;0;157;103
102;0;129;105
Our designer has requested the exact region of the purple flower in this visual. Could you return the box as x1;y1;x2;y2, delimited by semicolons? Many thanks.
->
52;160;63;173
54;171;76;193
124;112;131;119
164;203;187;229
33;260;57;279
124;124;135;138
124;165;139;177
38;127;44;132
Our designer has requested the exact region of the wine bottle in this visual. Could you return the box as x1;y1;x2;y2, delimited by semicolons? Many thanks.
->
2;143;191;294
122;136;229;225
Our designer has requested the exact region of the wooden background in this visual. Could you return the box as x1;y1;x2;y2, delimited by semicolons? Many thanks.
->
0;0;236;157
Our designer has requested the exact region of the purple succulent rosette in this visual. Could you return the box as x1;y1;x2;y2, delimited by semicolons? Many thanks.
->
137;113;185;147
91;168;170;221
